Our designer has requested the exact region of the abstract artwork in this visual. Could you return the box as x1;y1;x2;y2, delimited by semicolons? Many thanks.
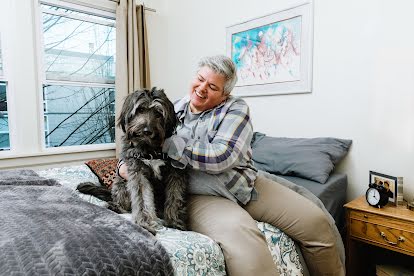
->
226;3;313;96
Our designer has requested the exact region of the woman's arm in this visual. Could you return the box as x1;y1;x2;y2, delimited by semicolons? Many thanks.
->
163;99;253;174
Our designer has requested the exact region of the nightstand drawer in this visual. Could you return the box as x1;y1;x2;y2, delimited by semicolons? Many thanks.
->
349;210;413;231
349;218;414;255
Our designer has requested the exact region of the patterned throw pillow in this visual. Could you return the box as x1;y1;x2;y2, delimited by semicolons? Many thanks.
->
85;158;119;189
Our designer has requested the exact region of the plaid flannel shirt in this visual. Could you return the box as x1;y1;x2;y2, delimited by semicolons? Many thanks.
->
163;95;258;205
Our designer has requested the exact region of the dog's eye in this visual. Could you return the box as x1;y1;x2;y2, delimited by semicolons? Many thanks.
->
137;106;145;113
154;110;163;118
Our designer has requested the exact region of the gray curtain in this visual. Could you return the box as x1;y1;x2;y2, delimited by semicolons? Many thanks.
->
115;0;150;156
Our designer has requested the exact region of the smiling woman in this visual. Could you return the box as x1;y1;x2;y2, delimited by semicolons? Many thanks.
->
189;66;227;113
188;55;237;114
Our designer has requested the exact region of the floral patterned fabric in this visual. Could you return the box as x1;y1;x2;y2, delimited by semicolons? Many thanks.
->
158;227;226;276
37;165;304;276
37;165;108;208
257;222;303;276
85;158;118;189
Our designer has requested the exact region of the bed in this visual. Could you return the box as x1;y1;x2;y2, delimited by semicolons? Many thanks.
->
0;133;352;276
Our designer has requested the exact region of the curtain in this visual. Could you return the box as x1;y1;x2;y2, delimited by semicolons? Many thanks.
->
115;0;150;156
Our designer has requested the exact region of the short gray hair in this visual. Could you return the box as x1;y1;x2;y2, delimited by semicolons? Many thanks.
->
198;55;238;96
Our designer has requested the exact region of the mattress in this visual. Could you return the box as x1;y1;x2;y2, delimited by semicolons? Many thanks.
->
278;173;347;231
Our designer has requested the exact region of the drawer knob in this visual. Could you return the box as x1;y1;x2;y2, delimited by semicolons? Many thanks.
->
363;215;368;218
380;232;405;246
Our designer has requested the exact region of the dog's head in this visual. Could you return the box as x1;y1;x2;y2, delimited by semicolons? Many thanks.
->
118;88;177;150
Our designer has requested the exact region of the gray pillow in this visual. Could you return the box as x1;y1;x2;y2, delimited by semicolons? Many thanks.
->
251;132;352;184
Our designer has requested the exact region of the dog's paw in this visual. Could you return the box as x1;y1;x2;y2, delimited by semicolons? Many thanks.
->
164;219;187;231
135;219;161;235
107;202;126;213
107;202;121;213
141;223;158;235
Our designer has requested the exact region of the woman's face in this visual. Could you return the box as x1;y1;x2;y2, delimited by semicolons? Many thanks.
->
189;66;228;113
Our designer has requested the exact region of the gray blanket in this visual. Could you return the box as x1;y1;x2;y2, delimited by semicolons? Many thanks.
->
0;170;174;276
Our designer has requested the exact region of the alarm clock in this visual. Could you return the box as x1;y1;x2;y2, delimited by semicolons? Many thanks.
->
365;183;389;208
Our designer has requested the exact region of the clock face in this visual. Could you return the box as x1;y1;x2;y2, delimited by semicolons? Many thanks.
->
366;188;380;206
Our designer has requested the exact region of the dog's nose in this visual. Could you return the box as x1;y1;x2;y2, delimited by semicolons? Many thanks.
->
143;127;153;136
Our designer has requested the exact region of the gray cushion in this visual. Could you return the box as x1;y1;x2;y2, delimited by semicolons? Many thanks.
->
251;132;352;183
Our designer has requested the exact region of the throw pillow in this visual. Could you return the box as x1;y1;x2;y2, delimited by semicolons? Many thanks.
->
251;132;352;184
85;158;119;189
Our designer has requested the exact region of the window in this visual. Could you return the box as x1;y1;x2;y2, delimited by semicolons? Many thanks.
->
40;2;116;148
0;35;10;151
0;82;9;151
0;0;117;164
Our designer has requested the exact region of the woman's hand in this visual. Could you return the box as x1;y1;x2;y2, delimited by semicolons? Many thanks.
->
118;163;129;180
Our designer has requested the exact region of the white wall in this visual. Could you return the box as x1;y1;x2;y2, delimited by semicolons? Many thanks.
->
146;0;414;201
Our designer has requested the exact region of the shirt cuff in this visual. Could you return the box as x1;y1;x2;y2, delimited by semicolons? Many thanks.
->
116;159;125;179
162;136;190;167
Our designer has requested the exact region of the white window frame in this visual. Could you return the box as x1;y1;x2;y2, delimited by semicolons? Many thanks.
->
0;0;117;167
0;80;11;151
35;0;117;154
0;35;4;77
0;3;14;152
0;33;6;80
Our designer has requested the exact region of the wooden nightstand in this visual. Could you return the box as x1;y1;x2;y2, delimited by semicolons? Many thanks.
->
344;196;414;275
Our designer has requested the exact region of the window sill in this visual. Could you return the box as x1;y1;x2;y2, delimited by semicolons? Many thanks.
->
0;144;116;170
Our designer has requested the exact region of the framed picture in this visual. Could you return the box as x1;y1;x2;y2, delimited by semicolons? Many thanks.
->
369;171;404;206
226;2;313;97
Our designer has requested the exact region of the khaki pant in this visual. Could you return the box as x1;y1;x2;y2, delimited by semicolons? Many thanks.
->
188;175;345;276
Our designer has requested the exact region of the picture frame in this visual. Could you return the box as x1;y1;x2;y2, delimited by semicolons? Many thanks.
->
226;2;313;97
369;171;404;206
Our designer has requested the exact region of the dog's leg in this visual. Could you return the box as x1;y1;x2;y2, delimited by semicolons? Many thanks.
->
163;169;188;230
110;177;131;213
128;173;159;235
76;182;112;202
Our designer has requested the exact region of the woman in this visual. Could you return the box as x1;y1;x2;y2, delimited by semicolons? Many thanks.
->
119;55;344;276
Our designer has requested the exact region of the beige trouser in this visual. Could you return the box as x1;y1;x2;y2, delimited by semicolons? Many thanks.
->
188;175;345;276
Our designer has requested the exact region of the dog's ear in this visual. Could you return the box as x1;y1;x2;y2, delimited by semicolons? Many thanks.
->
151;88;177;138
150;87;164;99
117;90;145;133
117;96;129;133
164;99;177;138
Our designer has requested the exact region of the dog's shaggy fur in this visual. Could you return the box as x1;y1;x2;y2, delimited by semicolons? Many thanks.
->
78;88;188;234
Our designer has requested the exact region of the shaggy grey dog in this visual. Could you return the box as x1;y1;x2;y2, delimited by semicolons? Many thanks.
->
78;88;188;234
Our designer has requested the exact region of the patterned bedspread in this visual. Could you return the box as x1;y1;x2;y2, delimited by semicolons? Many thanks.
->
37;165;305;276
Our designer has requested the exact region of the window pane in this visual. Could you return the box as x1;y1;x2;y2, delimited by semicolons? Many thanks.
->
0;82;10;150
44;85;115;147
42;5;115;84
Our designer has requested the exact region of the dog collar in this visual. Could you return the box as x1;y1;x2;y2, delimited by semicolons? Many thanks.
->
133;152;168;160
